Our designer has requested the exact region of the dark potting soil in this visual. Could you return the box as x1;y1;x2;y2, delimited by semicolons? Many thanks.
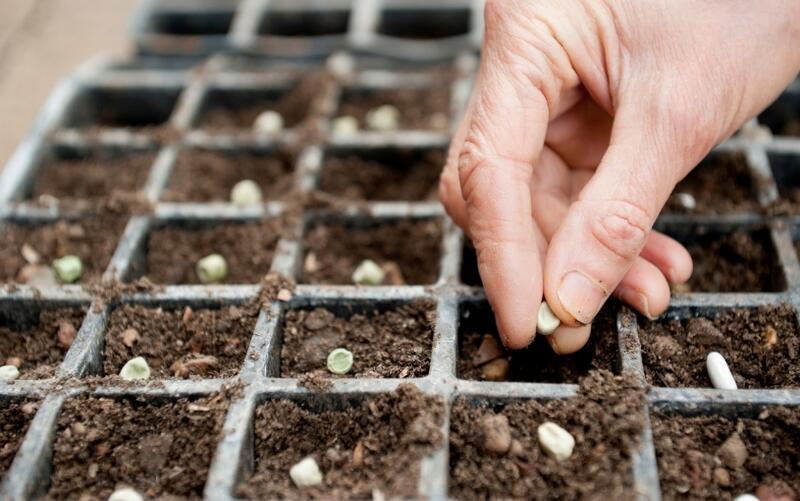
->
449;370;645;499
336;87;450;131
103;304;256;379
143;219;283;284
161;149;296;203
317;149;443;201
45;394;227;499
235;384;444;499
0;400;38;476
301;219;442;285
652;408;800;500
280;301;435;379
0;217;127;285
457;303;619;384
30;150;154;207
664;154;756;214
639;304;800;388
0;308;87;379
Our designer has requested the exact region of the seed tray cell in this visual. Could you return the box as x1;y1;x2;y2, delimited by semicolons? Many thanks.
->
758;79;800;137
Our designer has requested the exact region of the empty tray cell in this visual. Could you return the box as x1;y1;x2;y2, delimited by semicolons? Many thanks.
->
46;394;227;499
301;218;443;285
664;226;784;293
652;406;800;499
235;385;444;499
318;147;443;201
663;153;756;214
377;8;470;39
147;9;234;36
460;241;481;286
29;145;155;206
279;299;435;379
161;148;295;203
457;300;619;383
63;86;181;129
768;153;800;210
0;217;127;285
258;9;350;36
141;218;284;285
102;303;258;379
758;89;800;136
336;86;450;131
0;303;86;379
639;305;800;388
0;399;38;477
449;371;644;498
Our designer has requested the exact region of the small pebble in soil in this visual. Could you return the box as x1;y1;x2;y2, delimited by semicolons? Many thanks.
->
733;495;759;501
57;321;77;350
352;259;385;285
52;255;84;283
21;243;41;264
536;301;560;335
481;358;510;381
121;328;140;348
289;456;323;488
277;288;293;302
706;351;737;390
365;105;400;132
0;365;20;381
253;110;284;135
717;431;748;469
196;253;228;284
326;348;354;375
755;484;797;501
230;179;263;206
480;414;511;454
119;356;151;381
331;115;359;135
672;192;697;210
108;487;144;501
5;357;22;368
17;264;57;286
537;421;575;461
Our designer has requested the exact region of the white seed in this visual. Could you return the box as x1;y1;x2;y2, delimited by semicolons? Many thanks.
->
52;255;84;283
536;302;560;336
0;365;20;381
108;487;144;501
673;192;697;210
331;115;359;135
706;351;737;390
253;110;284;135
119;357;150;381
537;421;575;461
352;259;385;286
230;179;263;206
327;348;354;375
327;51;354;79
732;495;759;501
289;456;323;487
365;105;400;132
739;121;772;142
196;254;228;284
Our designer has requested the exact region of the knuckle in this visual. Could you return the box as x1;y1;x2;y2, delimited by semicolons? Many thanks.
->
590;199;651;261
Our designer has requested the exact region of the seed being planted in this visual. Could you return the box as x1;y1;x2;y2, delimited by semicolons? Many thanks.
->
119;357;150;381
706;351;737;390
365;105;400;132
537;421;575;461
717;432;748;469
253;110;284;135
171;355;219;377
672;192;697;210
472;335;503;366
57;321;77;350
481;358;510;381
289;456;323;488
327;348;354;375
0;365;20;381
108;487;144;501
230;179;263;206
480;414;511;454
352;259;385;286
733;495;759;501
121;328;140;348
52;255;84;283
382;261;405;286
196;254;228;284
5;357;22;368
536;302;560;336
331;115;359;135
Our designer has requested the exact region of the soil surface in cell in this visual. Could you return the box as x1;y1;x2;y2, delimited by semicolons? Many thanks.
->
653;408;800;500
0;217;127;285
337;87;450;131
0;400;37;476
640;304;800;388
162;149;295;203
103;304;256;379
30;151;154;207
0;308;86;379
449;370;645;499
318;149;443;201
280;301;434;379
664;154;756;214
235;384;444;499
458;304;619;383
681;229;777;292
46;394;227;499
144;219;283;284
302;219;442;285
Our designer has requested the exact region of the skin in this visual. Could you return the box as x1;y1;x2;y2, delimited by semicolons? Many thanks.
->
439;0;800;352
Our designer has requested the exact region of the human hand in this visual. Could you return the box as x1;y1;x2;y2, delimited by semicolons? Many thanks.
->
440;0;800;351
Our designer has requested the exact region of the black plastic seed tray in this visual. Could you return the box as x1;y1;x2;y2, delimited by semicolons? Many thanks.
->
3;32;800;500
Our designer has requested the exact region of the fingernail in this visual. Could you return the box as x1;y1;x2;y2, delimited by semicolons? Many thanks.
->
556;271;607;324
617;286;653;319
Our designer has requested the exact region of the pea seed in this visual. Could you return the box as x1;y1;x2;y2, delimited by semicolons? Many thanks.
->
119;357;150;381
52;255;84;283
327;348;354;375
196;254;228;284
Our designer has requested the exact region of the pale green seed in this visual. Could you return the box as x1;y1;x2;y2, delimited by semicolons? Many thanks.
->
230;179;263;206
352;259;384;286
0;365;20;381
119;357;150;380
327;348;353;375
52;255;84;283
196;254;228;284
